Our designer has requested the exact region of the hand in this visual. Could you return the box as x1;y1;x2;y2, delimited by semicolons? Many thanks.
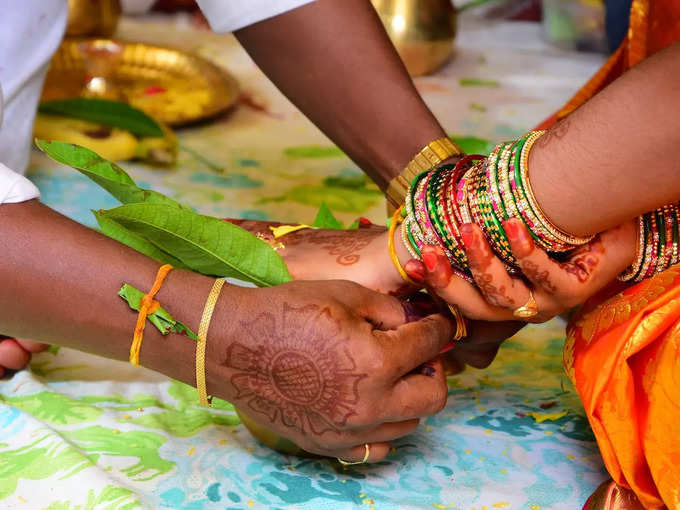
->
206;280;454;462
404;218;636;322
0;336;48;377
229;219;412;296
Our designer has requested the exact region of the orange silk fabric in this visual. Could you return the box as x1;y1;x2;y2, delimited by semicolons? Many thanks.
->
541;2;680;508
566;268;680;509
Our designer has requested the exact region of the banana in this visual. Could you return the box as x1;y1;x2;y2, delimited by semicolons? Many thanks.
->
33;114;177;166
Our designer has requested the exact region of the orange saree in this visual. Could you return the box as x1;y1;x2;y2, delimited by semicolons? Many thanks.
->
538;2;680;508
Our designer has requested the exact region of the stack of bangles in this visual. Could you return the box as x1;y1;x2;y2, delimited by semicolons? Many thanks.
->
388;130;680;301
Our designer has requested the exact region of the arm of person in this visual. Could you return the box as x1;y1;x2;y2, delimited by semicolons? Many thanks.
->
231;0;451;190
1;198;466;462
411;41;680;322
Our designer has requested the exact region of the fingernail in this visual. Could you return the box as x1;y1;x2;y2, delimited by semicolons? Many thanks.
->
405;264;425;283
460;224;474;247
423;250;438;272
503;219;533;256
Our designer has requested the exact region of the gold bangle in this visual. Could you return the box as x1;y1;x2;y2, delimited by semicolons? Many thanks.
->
386;137;462;209
446;304;468;341
196;278;226;407
618;216;645;281
389;206;420;287
520;131;594;247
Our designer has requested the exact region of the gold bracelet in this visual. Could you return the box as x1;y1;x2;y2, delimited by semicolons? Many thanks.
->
386;137;462;210
446;304;468;341
389;206;420;287
196;278;226;406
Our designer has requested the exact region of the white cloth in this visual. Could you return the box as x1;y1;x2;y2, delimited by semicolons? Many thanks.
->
0;0;315;206
196;0;316;32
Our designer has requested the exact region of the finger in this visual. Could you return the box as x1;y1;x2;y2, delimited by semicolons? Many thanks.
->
0;339;31;370
15;338;49;353
345;282;410;330
504;218;633;303
406;252;516;321
378;314;455;375
332;442;392;464
460;224;529;310
384;359;448;420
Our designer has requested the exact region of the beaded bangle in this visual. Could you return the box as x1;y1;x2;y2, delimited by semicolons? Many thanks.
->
519;131;594;249
618;216;645;282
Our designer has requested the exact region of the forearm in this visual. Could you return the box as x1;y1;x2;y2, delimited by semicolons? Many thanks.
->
530;41;680;236
235;0;446;190
0;200;237;393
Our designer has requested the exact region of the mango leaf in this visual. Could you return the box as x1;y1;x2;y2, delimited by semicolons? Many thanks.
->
39;98;164;137
312;202;343;230
36;140;181;208
119;284;199;341
99;204;292;286
94;211;188;269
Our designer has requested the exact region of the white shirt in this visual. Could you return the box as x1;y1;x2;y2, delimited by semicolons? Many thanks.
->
0;0;315;205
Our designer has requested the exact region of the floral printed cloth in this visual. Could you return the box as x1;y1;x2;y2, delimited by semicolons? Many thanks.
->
2;12;610;510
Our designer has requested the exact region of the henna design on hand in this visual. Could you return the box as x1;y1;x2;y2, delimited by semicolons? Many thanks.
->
467;230;516;308
288;230;377;265
223;303;366;435
521;260;557;293
559;238;604;284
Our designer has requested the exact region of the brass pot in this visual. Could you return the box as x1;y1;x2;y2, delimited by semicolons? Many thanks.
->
371;0;457;76
67;0;122;37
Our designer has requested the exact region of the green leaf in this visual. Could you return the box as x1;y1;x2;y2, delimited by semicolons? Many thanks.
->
94;212;188;269
449;135;495;155
312;202;343;229
39;98;163;137
37;140;181;208
346;219;360;230
118;284;199;341
100;203;292;286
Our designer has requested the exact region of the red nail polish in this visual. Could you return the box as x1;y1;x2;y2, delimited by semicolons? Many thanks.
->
406;267;425;283
504;219;520;239
423;251;437;272
460;226;474;247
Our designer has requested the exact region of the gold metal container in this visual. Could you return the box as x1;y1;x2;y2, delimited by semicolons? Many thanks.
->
67;0;122;37
371;0;457;76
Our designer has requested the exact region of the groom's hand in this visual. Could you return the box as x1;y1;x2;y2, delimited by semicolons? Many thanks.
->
208;280;454;462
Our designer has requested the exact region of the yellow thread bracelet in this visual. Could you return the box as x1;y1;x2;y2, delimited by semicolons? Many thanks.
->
196;278;226;407
129;264;174;366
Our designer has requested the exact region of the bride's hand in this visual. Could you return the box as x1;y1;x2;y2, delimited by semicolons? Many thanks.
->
404;218;636;322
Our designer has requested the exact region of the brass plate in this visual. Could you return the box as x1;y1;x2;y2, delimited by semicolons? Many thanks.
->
42;38;240;126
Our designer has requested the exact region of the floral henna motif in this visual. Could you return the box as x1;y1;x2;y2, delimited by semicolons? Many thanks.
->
521;260;557;293
223;304;366;435
475;273;516;308
293;230;376;265
559;238;604;284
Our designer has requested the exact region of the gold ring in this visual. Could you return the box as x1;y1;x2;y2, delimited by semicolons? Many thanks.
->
337;443;370;466
446;304;468;340
512;290;539;319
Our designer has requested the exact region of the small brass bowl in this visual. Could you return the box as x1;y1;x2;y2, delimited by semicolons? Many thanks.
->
371;0;457;76
67;0;122;37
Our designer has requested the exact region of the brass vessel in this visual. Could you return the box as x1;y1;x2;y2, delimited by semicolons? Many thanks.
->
371;0;457;76
66;0;122;37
